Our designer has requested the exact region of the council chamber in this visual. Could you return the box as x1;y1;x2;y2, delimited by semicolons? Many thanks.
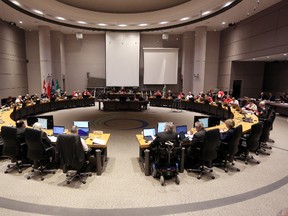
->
0;0;288;216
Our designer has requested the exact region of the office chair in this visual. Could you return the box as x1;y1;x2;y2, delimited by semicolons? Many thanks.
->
57;134;92;184
235;122;263;165
267;110;276;144
1;126;31;173
151;140;181;186
216;125;242;173
25;128;56;181
189;129;219;180
258;117;273;155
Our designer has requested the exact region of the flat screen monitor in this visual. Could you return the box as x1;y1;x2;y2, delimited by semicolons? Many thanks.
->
53;126;65;135
194;116;209;128
157;122;168;133
78;127;89;136
37;118;48;129
143;128;156;137
176;125;188;134
27;115;54;129
73;121;89;129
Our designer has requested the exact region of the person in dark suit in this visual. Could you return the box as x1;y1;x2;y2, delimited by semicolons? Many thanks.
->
186;121;206;159
258;92;267;101
268;92;275;101
16;120;29;161
150;122;179;149
220;119;235;143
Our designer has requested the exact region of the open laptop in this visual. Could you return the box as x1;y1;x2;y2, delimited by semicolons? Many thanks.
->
78;127;89;140
53;126;65;136
176;125;188;140
143;128;156;142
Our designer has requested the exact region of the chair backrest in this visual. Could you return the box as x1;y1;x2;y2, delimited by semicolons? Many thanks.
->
229;125;243;157
56;134;85;171
157;140;180;165
247;122;263;151
25;128;46;161
259;118;273;143
200;128;219;161
1;126;19;157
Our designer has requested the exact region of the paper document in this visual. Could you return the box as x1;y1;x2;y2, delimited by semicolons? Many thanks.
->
48;136;57;143
93;138;106;145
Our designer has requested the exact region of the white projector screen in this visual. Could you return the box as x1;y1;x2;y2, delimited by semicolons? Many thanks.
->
106;32;140;86
143;48;179;85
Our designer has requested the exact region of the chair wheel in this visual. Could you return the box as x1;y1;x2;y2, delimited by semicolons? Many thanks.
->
211;176;215;179
257;161;260;164
18;170;22;174
245;161;248;165
4;170;8;174
82;181;86;184
237;168;240;172
67;181;71;184
31;169;35;172
41;177;44;181
225;169;228;173
7;165;11;168
267;153;270;156
89;173;92;177
27;176;31;180
52;171;56;174
160;176;165;186
175;175;180;185
197;176;201;180
152;167;157;178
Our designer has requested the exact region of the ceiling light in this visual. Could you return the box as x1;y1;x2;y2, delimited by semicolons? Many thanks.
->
19;21;23;24
180;17;189;21
222;22;226;25
98;23;107;26
33;9;44;15
76;33;83;40
139;23;148;26
266;56;270;58
118;24;127;27
11;0;21;6
284;53;287;56
253;58;256;60
202;11;211;16
224;1;233;7
56;17;66;21
159;21;168;25
77;21;87;24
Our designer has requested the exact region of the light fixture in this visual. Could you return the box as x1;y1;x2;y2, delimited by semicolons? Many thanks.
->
56;17;66;21
222;21;226;25
266;56;270;59
284;53;287;56
77;21;87;24
139;23;147;26
159;21;168;25
118;24;127;27
33;9;44;15
98;23;107;26
162;33;169;40
19;21;23;24
76;32;83;40
253;58;256;60
202;11;211;16
11;0;20;6
180;17;189;21
224;1;233;7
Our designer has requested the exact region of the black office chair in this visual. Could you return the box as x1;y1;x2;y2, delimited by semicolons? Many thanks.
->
57;134;92;184
1;126;31;173
267;110;276;144
190;129;219;180
258;117;273;155
216;125;242;173
235;122;263;165
25;128;56;180
151;140;181;186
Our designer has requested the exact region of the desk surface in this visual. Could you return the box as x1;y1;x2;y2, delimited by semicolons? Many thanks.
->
136;108;258;149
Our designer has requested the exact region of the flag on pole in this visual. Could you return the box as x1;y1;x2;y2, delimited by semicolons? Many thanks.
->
43;79;47;94
47;80;51;98
52;79;55;94
56;80;61;93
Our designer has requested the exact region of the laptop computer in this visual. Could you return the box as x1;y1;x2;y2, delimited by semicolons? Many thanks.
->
176;125;188;140
53;126;65;136
143;128;156;141
78;127;89;140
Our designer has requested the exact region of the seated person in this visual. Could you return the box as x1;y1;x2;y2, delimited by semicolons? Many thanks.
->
257;101;269;120
242;99;257;114
185;92;194;100
70;126;89;153
177;92;185;100
220;119;235;143
154;90;162;98
268;92;275;102
32;122;56;163
258;92;267;101
16;120;29;160
230;97;239;107
150;122;179;150
15;95;24;107
166;90;173;99
186;121;206;159
5;96;14;107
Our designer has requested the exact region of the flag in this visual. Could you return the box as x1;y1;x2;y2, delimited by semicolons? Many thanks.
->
47;80;51;98
52;79;55;94
56;80;61;93
43;79;47;94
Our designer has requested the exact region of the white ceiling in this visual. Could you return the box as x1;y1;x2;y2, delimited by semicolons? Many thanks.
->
0;0;282;34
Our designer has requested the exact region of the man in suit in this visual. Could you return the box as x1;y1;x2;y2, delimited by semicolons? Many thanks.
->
220;119;235;143
150;122;179;149
268;92;276;101
15;120;29;162
186;121;206;159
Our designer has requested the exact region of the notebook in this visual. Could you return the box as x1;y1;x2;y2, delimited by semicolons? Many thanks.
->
143;128;156;141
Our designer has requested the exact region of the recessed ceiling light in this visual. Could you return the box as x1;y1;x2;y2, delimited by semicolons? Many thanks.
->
118;24;127;27
11;1;21;6
159;21;168;25
180;17;189;21
98;23;107;26
77;21;87;24
33;9;44;15
284;53;287;56
222;21;226;25
202;11;211;16
19;21;23;24
266;56;270;58
253;58;256;60
224;1;233;7
139;23;148;26
56;17;66;21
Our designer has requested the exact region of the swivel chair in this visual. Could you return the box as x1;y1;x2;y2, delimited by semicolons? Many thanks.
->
235;122;263;165
216;125;242;173
25;128;55;181
151;140;181;186
57;134;92;184
258;117;273;155
190;129;219;180
1;126;31;173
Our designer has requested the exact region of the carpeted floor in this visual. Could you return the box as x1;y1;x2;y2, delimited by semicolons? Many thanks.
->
0;104;288;216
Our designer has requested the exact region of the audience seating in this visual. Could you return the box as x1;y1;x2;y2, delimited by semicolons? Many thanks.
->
1;126;31;173
25;128;55;181
57;134;92;184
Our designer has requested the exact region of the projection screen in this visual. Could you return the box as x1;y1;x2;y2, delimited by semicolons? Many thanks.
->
143;48;179;85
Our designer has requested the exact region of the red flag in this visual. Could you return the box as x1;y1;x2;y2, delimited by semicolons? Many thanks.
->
43;79;47;94
47;80;51;98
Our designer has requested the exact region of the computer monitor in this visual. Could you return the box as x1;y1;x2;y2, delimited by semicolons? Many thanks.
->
143;128;156;137
78;127;89;137
37;118;48;129
157;122;168;133
73;121;89;129
53;126;65;135
198;118;209;128
176;125;188;134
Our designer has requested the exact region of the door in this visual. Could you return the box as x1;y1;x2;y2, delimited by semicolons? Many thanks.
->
232;80;242;99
